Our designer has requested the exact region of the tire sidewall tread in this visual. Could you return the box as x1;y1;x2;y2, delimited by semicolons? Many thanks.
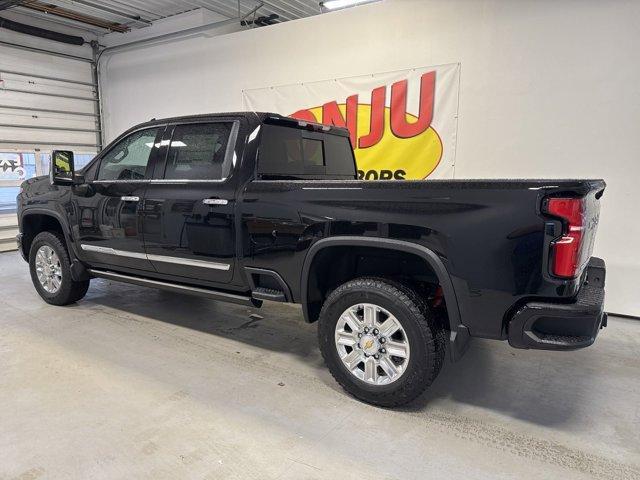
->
318;277;446;407
28;231;89;305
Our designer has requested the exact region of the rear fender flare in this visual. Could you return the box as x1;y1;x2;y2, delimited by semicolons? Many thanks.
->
300;236;470;361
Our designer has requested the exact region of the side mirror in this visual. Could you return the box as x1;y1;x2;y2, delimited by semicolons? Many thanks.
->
50;150;75;185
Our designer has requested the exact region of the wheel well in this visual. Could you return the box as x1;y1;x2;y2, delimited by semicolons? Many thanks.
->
305;245;448;325
21;214;65;259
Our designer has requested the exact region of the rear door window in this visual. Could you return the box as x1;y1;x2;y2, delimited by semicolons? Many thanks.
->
164;122;233;180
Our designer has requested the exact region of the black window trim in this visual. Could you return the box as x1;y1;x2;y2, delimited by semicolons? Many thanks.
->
151;119;240;184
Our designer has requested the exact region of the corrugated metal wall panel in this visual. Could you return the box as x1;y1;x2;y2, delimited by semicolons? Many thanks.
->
0;44;99;151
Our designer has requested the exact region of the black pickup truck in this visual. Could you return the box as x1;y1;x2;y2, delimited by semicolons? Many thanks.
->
16;112;607;406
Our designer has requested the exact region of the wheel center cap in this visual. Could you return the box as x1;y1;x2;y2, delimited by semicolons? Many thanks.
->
360;334;379;355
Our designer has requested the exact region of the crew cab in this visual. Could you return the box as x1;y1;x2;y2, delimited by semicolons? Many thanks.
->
16;112;607;406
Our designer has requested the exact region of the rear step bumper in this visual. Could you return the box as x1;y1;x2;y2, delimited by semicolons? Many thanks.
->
508;257;606;350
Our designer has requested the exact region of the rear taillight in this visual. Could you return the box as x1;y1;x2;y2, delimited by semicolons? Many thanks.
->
546;197;586;278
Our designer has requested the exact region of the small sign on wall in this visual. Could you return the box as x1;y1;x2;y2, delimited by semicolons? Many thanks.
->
0;153;26;181
243;63;460;180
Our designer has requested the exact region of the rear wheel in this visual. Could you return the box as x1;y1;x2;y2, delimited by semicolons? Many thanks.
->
29;231;90;305
318;277;446;407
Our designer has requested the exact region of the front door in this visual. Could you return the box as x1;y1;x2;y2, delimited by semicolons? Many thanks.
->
142;121;238;285
75;126;162;272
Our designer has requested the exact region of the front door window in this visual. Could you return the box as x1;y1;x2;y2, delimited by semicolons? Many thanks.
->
97;128;159;181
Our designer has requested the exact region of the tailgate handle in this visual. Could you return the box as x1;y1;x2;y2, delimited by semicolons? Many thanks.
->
203;198;228;206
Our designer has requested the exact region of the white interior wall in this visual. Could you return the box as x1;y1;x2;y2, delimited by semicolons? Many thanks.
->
99;0;640;316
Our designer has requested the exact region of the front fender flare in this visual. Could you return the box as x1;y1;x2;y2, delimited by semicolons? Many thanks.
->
21;208;79;260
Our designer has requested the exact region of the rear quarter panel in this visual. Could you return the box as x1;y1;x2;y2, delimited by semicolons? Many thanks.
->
239;179;604;339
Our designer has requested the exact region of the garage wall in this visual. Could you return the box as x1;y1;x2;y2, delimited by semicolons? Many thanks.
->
0;11;99;150
98;0;640;317
0;11;99;211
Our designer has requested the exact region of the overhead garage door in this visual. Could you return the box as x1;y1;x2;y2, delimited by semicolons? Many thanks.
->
0;42;100;213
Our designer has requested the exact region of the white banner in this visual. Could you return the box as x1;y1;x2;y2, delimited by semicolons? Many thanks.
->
243;63;460;180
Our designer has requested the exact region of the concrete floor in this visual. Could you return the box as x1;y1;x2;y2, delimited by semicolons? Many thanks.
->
0;252;639;480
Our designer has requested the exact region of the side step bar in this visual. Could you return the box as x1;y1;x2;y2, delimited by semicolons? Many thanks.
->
88;269;262;307
252;287;287;302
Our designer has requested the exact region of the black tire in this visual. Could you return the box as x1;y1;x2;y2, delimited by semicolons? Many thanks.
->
29;231;90;306
318;277;446;407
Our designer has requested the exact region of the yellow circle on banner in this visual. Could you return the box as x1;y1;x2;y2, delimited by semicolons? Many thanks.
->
306;104;443;180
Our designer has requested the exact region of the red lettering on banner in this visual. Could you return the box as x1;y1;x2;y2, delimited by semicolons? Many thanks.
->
390;71;435;138
290;109;317;122
321;95;358;146
289;70;437;149
358;86;386;149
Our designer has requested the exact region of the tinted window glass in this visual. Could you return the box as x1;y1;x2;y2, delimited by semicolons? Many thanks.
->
324;134;356;176
98;128;158;181
259;125;303;176
164;123;232;180
259;126;326;176
303;138;324;167
282;137;303;173
259;124;355;179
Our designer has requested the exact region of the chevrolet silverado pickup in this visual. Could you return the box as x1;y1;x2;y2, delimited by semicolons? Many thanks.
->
16;112;607;407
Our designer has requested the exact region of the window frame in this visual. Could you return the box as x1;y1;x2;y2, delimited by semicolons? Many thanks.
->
152;120;240;184
92;126;164;184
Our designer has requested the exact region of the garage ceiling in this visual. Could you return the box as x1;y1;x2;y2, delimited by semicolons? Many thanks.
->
0;0;324;33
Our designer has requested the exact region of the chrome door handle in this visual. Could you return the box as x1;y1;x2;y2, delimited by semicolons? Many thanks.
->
202;198;228;206
121;196;140;202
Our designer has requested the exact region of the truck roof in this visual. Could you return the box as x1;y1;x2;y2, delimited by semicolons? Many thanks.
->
125;111;350;138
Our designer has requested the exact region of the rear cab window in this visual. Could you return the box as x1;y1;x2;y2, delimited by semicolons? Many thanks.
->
258;124;356;180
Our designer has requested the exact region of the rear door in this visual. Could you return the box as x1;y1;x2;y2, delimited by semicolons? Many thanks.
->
75;126;162;272
142;120;239;286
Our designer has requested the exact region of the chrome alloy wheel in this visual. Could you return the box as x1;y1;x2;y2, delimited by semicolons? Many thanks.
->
35;245;62;294
334;303;410;386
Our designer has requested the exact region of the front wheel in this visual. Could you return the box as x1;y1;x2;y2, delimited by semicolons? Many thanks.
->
29;231;90;305
318;277;446;407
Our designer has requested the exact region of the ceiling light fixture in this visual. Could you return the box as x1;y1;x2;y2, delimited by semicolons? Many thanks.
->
320;0;382;11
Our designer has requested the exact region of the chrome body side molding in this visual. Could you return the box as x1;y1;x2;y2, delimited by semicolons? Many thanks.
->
81;244;231;271
146;253;230;270
81;244;147;259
